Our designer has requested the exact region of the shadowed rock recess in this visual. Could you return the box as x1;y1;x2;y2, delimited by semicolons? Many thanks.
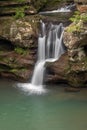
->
0;0;87;88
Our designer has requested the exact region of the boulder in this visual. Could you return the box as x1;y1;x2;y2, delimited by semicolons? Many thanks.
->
0;16;39;48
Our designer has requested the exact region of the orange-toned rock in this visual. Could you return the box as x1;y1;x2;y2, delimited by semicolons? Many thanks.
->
77;5;87;13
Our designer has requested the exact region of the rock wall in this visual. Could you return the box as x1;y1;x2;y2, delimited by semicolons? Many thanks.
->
63;12;87;87
0;0;74;82
1;0;87;88
0;16;38;81
0;0;40;81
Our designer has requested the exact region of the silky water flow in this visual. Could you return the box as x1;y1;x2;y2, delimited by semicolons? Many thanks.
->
17;21;66;94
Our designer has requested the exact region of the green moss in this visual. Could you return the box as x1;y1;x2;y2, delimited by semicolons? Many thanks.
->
70;11;87;23
10;67;26;73
14;6;29;19
67;12;87;33
14;47;28;55
67;24;81;33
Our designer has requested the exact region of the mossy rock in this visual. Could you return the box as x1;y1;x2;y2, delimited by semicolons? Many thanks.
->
67;71;87;87
32;0;73;12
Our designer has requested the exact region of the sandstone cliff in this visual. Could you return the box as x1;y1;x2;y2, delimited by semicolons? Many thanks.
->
0;0;87;88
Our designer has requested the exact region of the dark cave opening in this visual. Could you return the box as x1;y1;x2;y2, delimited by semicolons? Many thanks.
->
0;39;14;51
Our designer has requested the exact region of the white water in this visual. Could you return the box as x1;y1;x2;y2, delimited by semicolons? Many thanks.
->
17;22;66;94
39;4;76;14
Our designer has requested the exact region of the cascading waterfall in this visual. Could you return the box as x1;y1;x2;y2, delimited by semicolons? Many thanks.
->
17;21;66;94
39;4;76;14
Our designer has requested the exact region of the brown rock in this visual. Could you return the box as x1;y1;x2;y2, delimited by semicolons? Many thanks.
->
46;53;69;83
77;5;87;13
63;16;87;87
0;16;38;48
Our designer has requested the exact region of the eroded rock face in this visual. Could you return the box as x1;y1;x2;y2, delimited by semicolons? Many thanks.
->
10;20;36;48
0;15;39;81
63;13;87;87
1;0;87;88
0;51;35;81
0;16;39;48
0;0;73;82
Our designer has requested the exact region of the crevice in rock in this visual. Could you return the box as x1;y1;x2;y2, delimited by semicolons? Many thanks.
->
0;38;14;51
0;64;11;70
83;45;87;56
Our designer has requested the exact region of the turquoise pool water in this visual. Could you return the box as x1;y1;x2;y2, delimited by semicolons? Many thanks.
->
0;79;87;130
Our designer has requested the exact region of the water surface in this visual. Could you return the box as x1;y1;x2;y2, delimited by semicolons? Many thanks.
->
0;79;87;130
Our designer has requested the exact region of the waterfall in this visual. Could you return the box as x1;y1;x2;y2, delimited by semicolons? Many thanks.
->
39;4;76;14
17;21;66;94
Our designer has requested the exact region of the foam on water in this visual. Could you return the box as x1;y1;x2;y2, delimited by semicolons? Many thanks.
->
17;83;47;95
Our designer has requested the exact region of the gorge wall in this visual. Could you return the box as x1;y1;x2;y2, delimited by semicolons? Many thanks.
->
0;0;87;88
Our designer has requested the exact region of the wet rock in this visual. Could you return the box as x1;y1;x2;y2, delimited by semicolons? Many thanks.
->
46;53;69;84
64;87;80;92
0;50;36;81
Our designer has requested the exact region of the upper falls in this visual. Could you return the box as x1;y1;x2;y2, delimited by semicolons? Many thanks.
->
17;21;66;94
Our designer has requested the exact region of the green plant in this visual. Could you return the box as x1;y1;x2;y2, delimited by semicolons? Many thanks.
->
67;24;81;33
14;47;27;55
70;11;81;23
70;11;87;23
14;5;29;19
67;11;87;33
14;7;25;19
81;14;87;22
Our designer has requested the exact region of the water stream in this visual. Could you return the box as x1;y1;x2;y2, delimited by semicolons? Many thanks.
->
17;21;66;94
